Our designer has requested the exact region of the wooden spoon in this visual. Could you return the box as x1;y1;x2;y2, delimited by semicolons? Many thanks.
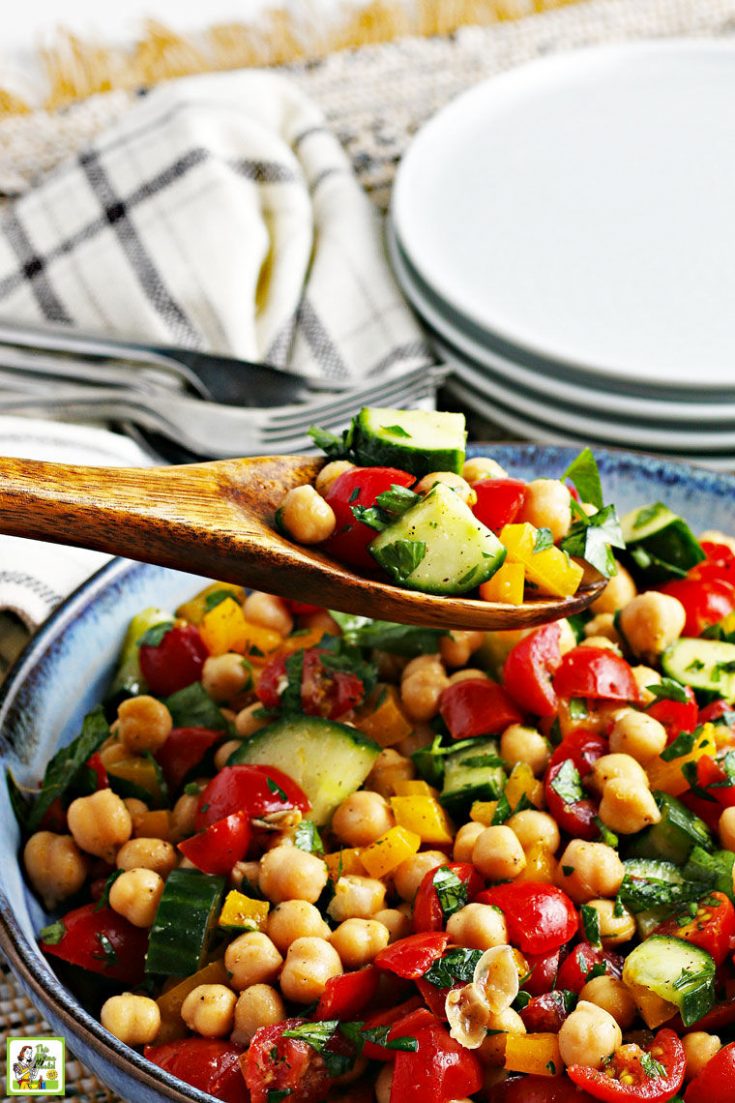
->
0;454;605;630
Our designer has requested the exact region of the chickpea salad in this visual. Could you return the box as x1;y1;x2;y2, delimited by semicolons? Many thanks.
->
9;449;735;1103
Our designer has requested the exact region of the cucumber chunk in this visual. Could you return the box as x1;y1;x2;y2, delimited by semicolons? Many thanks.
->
440;738;506;817
228;715;380;825
146;868;225;977
623;935;716;1026
627;792;713;865
353;407;467;476
662;638;735;702
621;502;704;584
619;857;701;913
683;846;735;901
370;483;506;595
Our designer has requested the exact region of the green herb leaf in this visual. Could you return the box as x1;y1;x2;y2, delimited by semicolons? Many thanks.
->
550;759;585;806
660;730;698;762
640;1052;667;1079
594;817;618;849
581;904;602;946
138;622;174;648
267;1091;292;1103
294;821;324;855
94;932;118;966
281;1020;353;1078
279;650;305;715
94;869;124;911
308;422;355;460
266;776;289;801
329;613;447;657
39;920;65;945
586;961;608;981
562;448;604;510
533;528;555;553
351;504;390;532
378;539;427;583
569;698;588;721
648;678;689;704
165;682;229;731
423;947;483;988
560;504;625;579
359;1026;418;1052
432;867;469;920
375;485;420;516
204;589;239;612
381;424;411;437
27;706;110;832
492;793;512;825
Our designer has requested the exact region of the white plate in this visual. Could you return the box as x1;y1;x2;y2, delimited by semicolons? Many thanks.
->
388;224;735;425
393;41;735;392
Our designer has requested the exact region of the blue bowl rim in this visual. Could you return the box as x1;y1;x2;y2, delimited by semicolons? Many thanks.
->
2;440;735;1102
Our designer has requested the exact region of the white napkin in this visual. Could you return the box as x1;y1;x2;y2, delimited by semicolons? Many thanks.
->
0;69;432;380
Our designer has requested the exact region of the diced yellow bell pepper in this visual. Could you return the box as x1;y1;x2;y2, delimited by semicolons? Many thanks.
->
479;561;525;605
470;800;498;826
360;826;421;879
394;779;440;799
218;890;270;932
176;583;245;626
505;1033;561;1077
241;620;284;663
105;755;166;805
390;795;454;845
505;762;544;810
324;848;366;879
200;598;250;656
517;841;557;884
646;723;717;796
155;959;229;1042
278;627;326;655
132;809;171;840
624;981;678;1030
354;685;413;748
500;522;584;598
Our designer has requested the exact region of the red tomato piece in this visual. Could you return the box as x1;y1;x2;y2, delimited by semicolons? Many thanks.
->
322;466;415;571
284;599;322;615
438;679;523;741
654;892;735;967
545;760;599;841
503;623;563;718
86;752;109;790
647;687;699;745
495;1075;597;1103
300;648;365;719
413;862;484;933
475;883;577;956
549;729;608;775
154;726;223;791
554;647;639;703
568;1029;685;1101
520;990;573;1033
360;996;424;1060
685;1040;735;1103
178;811;251;875
139;623;209;697
243;1019;335;1103
40;904;148;984
314;966;379;1021
374;932;450;980
388;1010;483;1103
414;976;463;1021
660;577;735;637
524;948;562;995
694;755;735;809
471;478;528;532
556;942;624;994
145;1038;247;1103
195;765;310;830
699;699;735;725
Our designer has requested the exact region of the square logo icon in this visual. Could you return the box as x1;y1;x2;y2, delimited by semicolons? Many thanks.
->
6;1037;65;1097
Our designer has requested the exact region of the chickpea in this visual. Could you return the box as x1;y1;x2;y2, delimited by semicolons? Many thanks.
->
243;591;293;636
518;479;572;542
631;665;662;705
415;471;475;505
67;789;132;863
109;868;164;927
179;983;236;1038
683;1032;721;1080
472;825;526;881
235;701;269;738
584;899;636;946
394;850;449;901
280;936;342;1002
609;708;667;764
400;654;449;722
169;792;200;842
580;636;622;655
500;724;550;776
327;875;386;922
599;779;661;834
267;900;330;953
446;903;508;950
364;748;415;798
375;1064;393;1103
373;907;411;942
331;791;394;847
618;592;686;662
588;753;649;794
559;1000;622;1069
279;484;336;544
448;668;488;685
590;562;637;615
214;739;244;771
101;993;161;1046
116;837;177;877
454;821;485;862
314;459;354;497
557;840;625;903
117;695;173;754
232;984;286;1045
507;810;560;854
259;845;328;904
225;931;283;990
584;613;621;644
330;918;390;968
202;654;252;703
440;630;485;668
719;807;735;851
578;976;636;1031
23;832;87;909
124;797;148;821
462;457;508;484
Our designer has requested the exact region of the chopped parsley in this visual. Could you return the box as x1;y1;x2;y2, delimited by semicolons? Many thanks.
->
550;759;585;806
432;867;468;920
39;920;65;945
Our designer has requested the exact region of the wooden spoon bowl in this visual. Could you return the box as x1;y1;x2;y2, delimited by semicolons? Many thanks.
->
0;454;605;629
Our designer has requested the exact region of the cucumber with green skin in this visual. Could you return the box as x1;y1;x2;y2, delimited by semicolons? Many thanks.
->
662;638;735;702
683;846;735;901
369;483;506;595
623;935;716;1026
145;868;225;977
619;857;702;913
440;738;506;818
621;502;704;584
626;792;713;865
352;407;467;477
228;715;380;825
107;607;173;698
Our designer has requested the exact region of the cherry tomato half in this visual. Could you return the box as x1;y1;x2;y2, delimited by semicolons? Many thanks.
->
412;862;483;932
471;478;528;532
322;466;415;571
685;1040;735;1103
554;647;639;703
475;883;578;956
655;891;735;967
660;576;735;638
503;623;563;718
178;810;252;875
139;623;208;697
243;1019;335;1103
40;903;148;984
145;1038;247;1103
439;678;523;741
374;932;450;980
568;1029;685;1101
195;765;310;830
556;942;624;994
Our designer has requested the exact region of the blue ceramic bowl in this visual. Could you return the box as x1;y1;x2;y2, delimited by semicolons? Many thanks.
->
2;444;735;1102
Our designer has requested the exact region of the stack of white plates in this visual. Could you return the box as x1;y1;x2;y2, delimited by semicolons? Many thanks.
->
389;41;735;469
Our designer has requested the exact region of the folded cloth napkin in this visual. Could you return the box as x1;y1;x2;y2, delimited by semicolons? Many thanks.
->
0;69;432;380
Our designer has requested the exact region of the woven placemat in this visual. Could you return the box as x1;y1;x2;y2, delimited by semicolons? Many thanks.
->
3;1;735;1098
